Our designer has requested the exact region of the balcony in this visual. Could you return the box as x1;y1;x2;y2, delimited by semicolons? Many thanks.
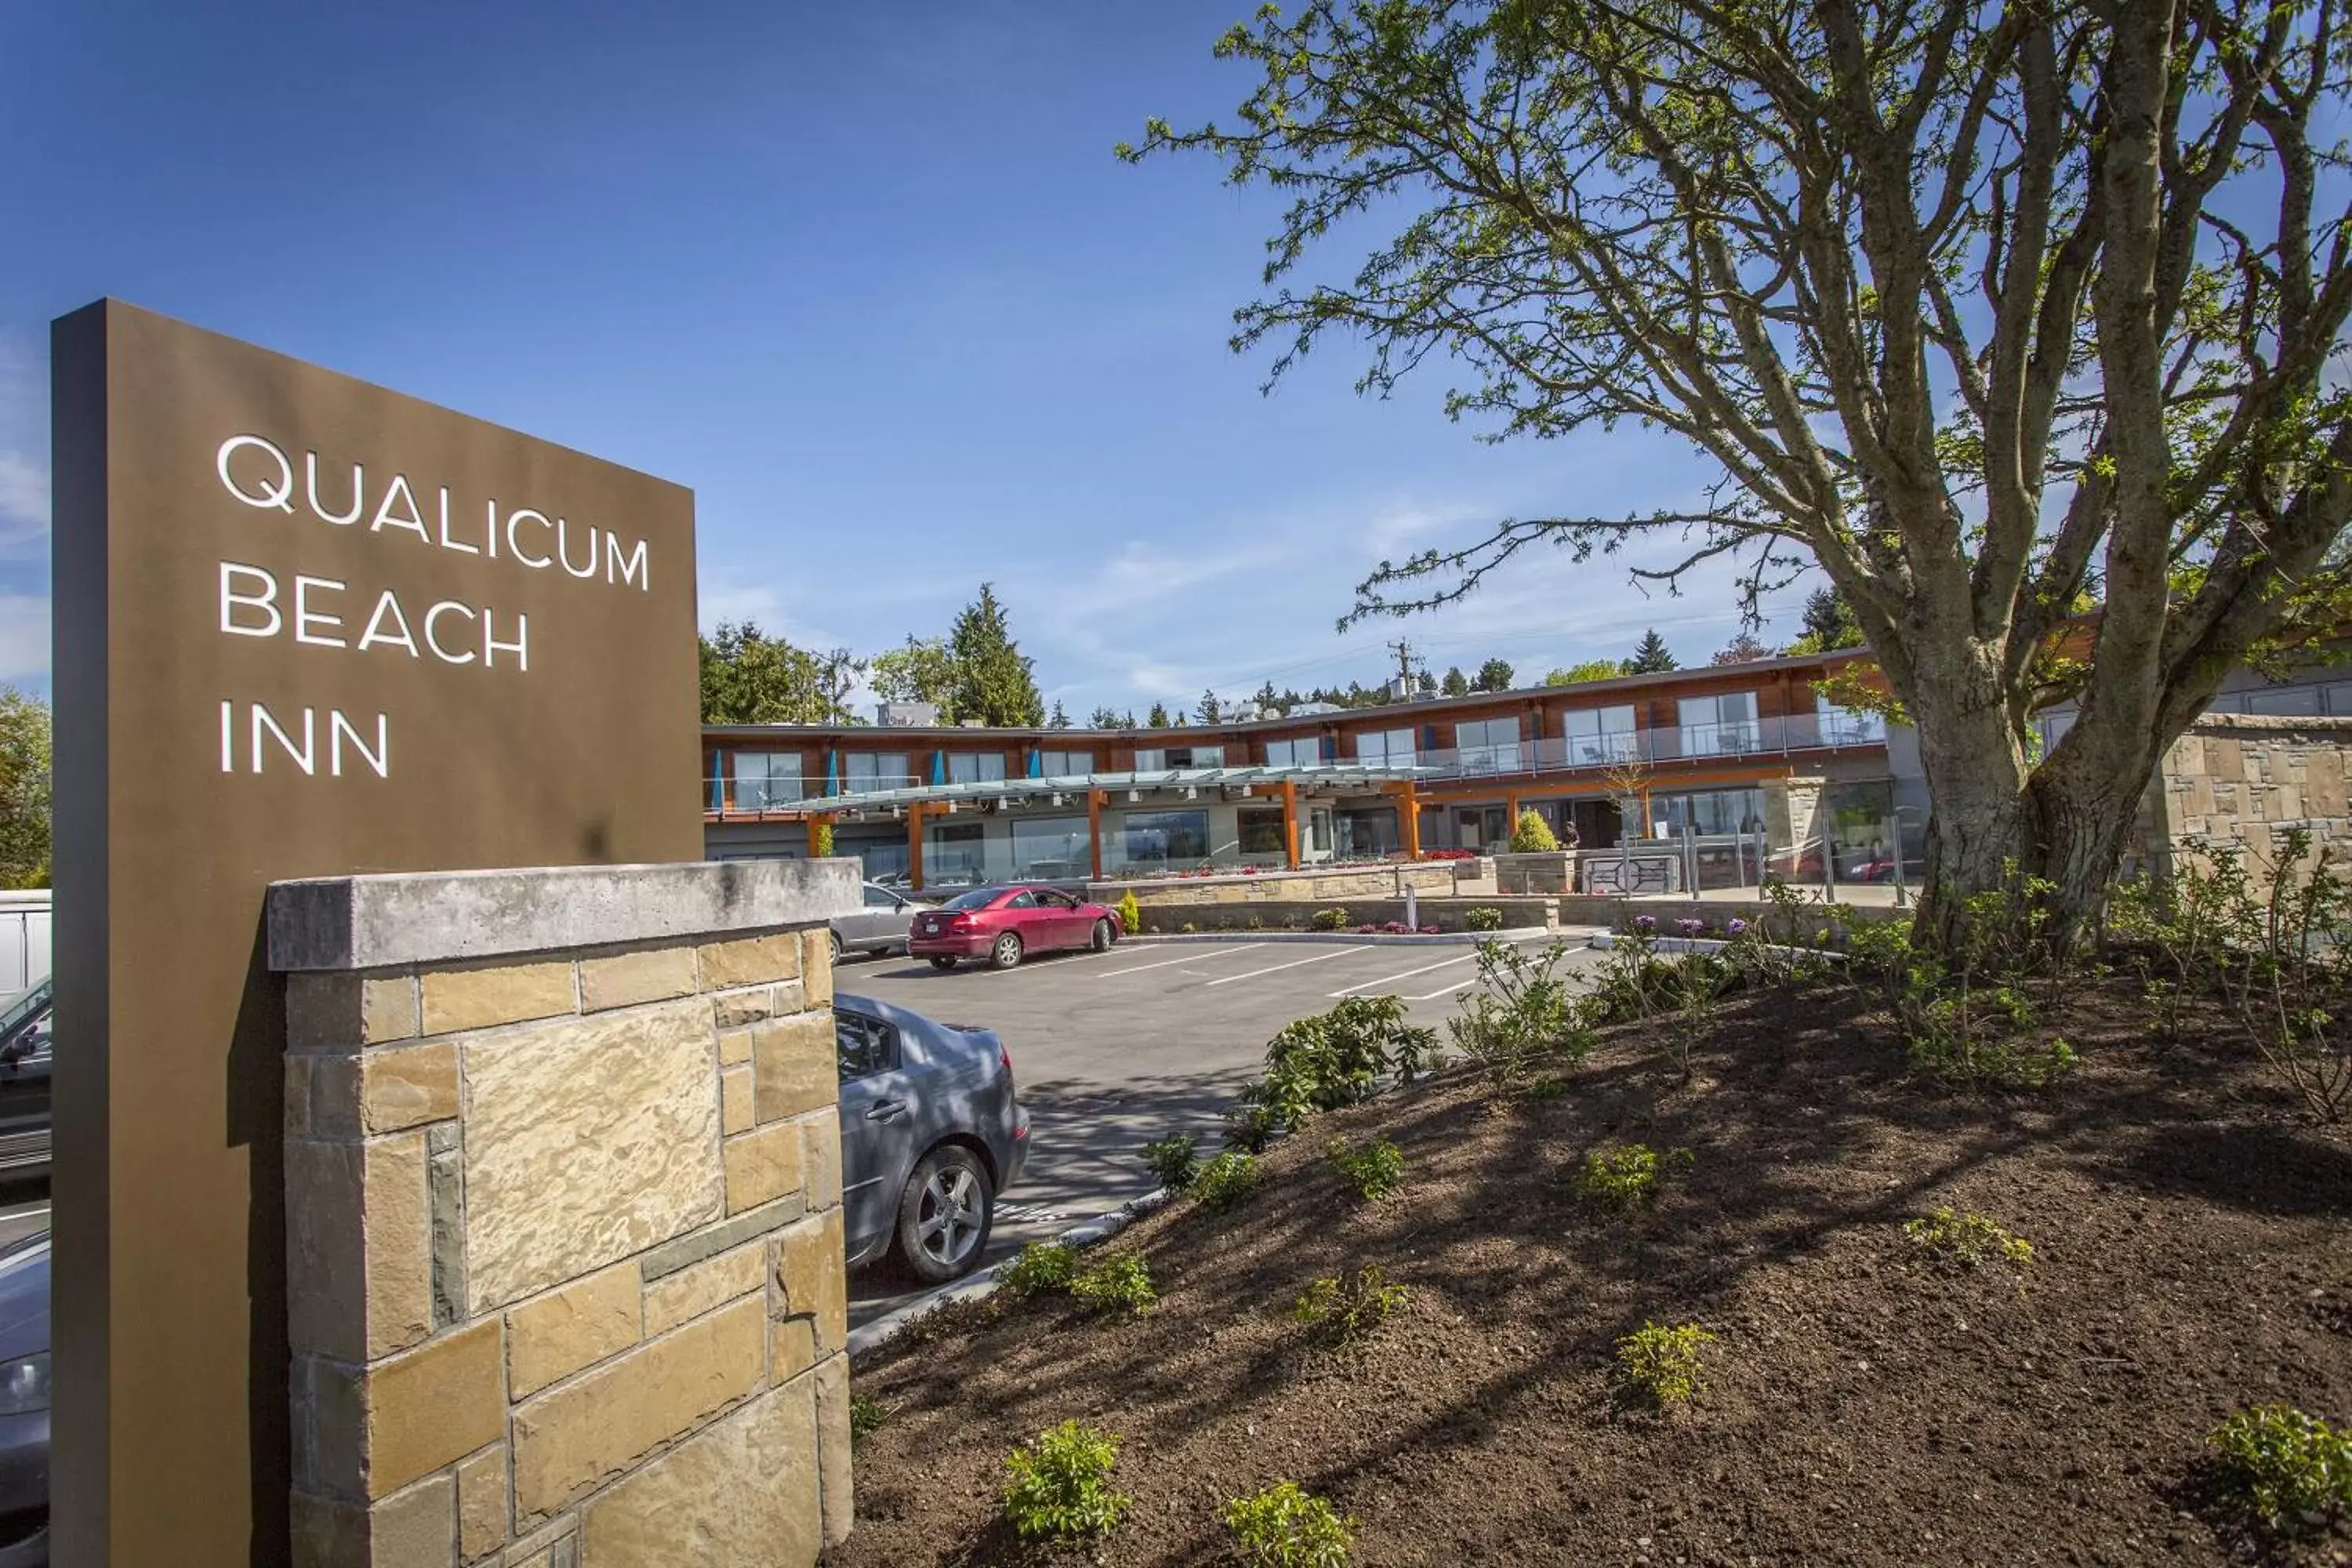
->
1410;712;1886;783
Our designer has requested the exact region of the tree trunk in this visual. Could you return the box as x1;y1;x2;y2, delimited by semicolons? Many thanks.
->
1910;695;2033;952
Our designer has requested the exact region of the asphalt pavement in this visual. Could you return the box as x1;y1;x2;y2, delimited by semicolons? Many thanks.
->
835;932;1606;1326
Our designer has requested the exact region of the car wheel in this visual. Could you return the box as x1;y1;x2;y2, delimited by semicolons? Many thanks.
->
897;1144;994;1283
989;931;1024;971
927;955;959;971
1089;917;1115;953
829;930;845;964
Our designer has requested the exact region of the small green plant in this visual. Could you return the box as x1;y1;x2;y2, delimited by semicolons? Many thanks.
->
1449;938;1595;1086
1463;905;1505;932
1225;995;1440;1148
999;1241;1077;1297
1002;1421;1130;1541
1310;906;1352;931
1247;913;1266;931
1904;1207;2034;1270
848;1392;887;1443
1507;808;1560;853
1294;1263;1408;1345
1115;889;1142;936
1193;1150;1265;1210
1181;921;1199;934
1570;1143;1691;1210
1615;1321;1715;1406
1142;1131;1200;1192
1223;1480;1356;1567
1326;1136;1404;1201
2208;1405;2352;1533
1069;1250;1158;1315
809;818;835;858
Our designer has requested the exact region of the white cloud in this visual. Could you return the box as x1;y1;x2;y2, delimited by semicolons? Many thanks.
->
0;340;48;553
0;596;49;683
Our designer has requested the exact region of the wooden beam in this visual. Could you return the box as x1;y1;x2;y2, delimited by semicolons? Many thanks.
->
1279;778;1300;870
907;801;926;891
1087;789;1104;880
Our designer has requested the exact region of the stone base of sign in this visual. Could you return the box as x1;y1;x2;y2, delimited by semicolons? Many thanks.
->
270;860;857;1568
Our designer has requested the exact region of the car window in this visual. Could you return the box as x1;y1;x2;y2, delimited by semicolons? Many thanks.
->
862;886;898;909
834;1010;899;1080
1004;891;1037;909
939;886;1005;912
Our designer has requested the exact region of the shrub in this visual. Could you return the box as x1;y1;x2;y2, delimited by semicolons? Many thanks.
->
809;818;835;858
1464;906;1504;931
1181;921;1199;934
1326;1137;1404;1201
1294;1263;1407;1345
1142;1131;1200;1192
1223;1480;1355;1567
1615;1321;1715;1406
1003;1421;1130;1541
1115;890;1142;936
1000;1241;1077;1297
1227;996;1440;1148
1070;1250;1158;1315
848;1392;887;1443
1507;808;1559;853
1904;1207;2033;1271
1570;1143;1691;1210
1310;906;1352;931
1194;1151;1265;1210
2208;1405;2352;1532
1449;938;1595;1086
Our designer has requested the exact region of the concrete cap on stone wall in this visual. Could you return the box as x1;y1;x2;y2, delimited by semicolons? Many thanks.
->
267;859;861;972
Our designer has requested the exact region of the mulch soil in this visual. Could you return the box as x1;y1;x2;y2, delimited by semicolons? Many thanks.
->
824;974;2352;1567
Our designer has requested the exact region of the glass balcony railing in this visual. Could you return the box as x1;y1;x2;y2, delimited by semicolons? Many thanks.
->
1407;712;1886;782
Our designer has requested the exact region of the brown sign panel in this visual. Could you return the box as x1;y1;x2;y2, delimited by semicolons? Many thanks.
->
51;299;702;1564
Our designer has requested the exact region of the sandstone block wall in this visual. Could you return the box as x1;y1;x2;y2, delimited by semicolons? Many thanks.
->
1091;859;1483;908
2149;713;2352;877
272;864;855;1568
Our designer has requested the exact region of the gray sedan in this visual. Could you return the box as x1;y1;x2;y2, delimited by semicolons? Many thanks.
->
834;993;1028;1283
828;883;935;963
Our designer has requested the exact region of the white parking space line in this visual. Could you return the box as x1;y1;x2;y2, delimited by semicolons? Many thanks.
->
1204;946;1372;987
1327;951;1480;998
1406;976;1485;1001
1096;943;1266;978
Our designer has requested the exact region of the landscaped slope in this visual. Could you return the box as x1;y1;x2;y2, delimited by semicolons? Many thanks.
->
827;982;2352;1566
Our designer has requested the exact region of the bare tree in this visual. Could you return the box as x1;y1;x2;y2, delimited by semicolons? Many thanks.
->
1124;0;2352;943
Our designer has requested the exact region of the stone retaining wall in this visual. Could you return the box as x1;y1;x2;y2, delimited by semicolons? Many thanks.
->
1091;859;1490;908
1127;896;1557;935
2148;712;2352;877
271;862;857;1568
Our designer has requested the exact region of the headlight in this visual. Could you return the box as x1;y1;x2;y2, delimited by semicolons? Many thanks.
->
0;1354;49;1414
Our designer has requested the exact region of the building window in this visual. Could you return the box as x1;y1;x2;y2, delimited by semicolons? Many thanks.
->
1038;749;1093;779
1134;746;1224;771
1678;691;1760;756
842;751;911;792
1813;693;1886;746
1455;717;1523;774
732;751;802;810
1263;736;1320;768
1237;805;1288;856
946;752;1008;785
1335;806;1399;858
1011;815;1091;878
1564;704;1639;764
925;821;988;886
1354;728;1415;768
2241;684;2323;717
1653;787;1766;837
1120;810;1209;869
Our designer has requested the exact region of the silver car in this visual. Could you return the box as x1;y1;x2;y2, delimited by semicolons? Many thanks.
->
835;993;1028;1283
827;883;935;964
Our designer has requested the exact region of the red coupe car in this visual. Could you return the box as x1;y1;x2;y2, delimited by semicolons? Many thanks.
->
908;884;1124;971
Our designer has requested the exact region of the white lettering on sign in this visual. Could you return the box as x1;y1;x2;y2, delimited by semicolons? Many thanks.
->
209;430;637;781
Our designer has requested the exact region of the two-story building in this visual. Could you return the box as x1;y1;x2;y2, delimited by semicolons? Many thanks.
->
702;652;1919;892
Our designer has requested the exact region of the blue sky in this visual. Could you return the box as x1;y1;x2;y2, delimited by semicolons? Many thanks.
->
0;1;1795;714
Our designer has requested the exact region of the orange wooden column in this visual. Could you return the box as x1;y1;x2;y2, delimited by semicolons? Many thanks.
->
1506;791;1523;833
1279;779;1301;869
907;801;927;891
1087;789;1105;880
1394;780;1423;858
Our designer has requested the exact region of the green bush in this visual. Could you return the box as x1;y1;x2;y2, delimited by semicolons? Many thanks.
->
1000;1242;1077;1296
1449;938;1594;1085
1116;890;1142;936
1225;995;1439;1149
1570;1143;1691;1210
1069;1250;1158;1315
1904;1207;2033;1271
1294;1263;1407;1345
809;818;835;858
1616;1321;1715;1406
1193;1150;1265;1210
1326;1137;1404;1202
848;1392;887;1443
1463;906;1504;932
1181;921;1199;934
1142;1131;1200;1192
1507;808;1559;853
1310;906;1352;931
1003;1421;1130;1541
1223;1480;1355;1567
2208;1405;2352;1532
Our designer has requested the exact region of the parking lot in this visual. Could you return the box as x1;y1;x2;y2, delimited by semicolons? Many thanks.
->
837;932;1606;1325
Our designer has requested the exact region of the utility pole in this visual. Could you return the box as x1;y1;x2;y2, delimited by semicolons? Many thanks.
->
1386;637;1418;688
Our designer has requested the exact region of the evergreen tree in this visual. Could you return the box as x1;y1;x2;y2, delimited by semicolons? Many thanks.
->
1049;700;1072;728
1784;587;1865;654
1254;681;1283;715
1440;666;1471;696
946;584;1044;727
1121;710;1139;728
1622;630;1679;674
1416;670;1438;695
1475;657;1515;691
1147;701;1171;728
699;622;865;725
1196;688;1223;724
1088;706;1121;729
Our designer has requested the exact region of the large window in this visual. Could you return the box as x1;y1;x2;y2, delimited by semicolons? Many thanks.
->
841;751;911;792
1678;691;1760;755
1262;736;1320;768
1564;705;1639;764
732;751;802;810
1011;815;1091;879
946;751;1008;785
1037;749;1094;779
1353;728;1415;768
1455;717;1523;774
1134;745;1224;771
926;822;988;885
1237;805;1288;856
1120;810;1209;869
1813;694;1886;746
1653;787;1766;837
